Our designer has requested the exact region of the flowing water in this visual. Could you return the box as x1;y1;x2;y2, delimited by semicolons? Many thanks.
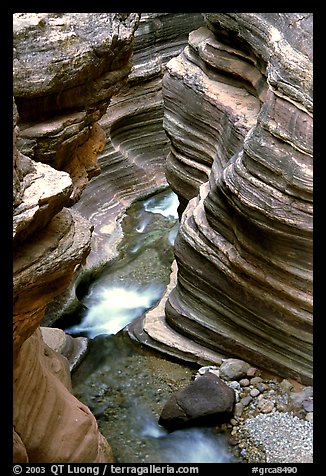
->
62;188;239;463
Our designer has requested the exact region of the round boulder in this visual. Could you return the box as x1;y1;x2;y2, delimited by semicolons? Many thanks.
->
219;358;251;381
159;372;235;431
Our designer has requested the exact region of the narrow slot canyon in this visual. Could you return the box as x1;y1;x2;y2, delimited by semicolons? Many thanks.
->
13;13;313;465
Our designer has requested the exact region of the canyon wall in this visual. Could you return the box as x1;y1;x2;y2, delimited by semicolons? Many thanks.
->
13;13;313;465
13;13;140;462
42;13;205;327
70;13;205;269
156;13;312;384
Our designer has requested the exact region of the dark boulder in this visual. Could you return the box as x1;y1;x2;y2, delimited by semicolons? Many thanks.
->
159;372;235;431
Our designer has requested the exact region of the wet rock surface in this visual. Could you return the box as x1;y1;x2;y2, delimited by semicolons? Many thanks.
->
70;332;238;463
69;333;313;463
61;183;313;463
159;372;235;431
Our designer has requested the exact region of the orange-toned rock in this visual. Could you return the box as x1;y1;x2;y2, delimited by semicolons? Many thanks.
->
13;329;114;463
13;13;141;462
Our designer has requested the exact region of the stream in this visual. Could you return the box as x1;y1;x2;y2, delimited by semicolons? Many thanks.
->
61;188;239;463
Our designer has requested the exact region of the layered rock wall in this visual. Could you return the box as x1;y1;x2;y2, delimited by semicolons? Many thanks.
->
14;13;139;204
70;13;204;268
13;13;140;462
160;13;313;384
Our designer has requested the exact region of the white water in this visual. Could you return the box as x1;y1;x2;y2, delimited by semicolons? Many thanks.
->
136;407;237;463
160;427;237;463
167;222;179;245
66;283;164;338
144;192;179;219
135;214;152;233
66;189;179;339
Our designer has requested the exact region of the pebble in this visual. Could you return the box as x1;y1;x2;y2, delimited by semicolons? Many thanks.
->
279;379;294;392
305;412;313;422
303;398;313;412
234;402;244;417
250;388;260;398
257;398;274;413
219;358;251;380
246;367;257;377
250;376;263;385
241;395;253;407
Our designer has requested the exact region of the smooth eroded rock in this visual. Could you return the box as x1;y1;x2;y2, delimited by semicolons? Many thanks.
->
159;372;235;431
161;13;312;384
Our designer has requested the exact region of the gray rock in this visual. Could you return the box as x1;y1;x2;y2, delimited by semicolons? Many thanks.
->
290;386;313;407
246;367;258;377
279;379;294;393
302;397;313;413
240;395;253;407
159;372;235;431
250;388;260;398
233;402;244;417
219;359;251;381
239;378;250;387
250;376;263;386
257;399;275;413
40;327;89;372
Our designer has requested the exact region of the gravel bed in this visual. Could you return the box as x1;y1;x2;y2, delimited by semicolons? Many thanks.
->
197;360;313;463
234;411;313;463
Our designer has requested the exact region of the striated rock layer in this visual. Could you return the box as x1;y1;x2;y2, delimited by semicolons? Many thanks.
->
14;13;140;204
71;13;204;269
13;13;140;462
148;13;312;384
14;329;113;463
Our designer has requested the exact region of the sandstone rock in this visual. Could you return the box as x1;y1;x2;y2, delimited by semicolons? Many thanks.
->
158;372;235;431
161;13;312;384
13;208;92;361
13;160;73;245
13;430;28;463
127;259;225;367
13;329;114;463
14;13;140;204
72;13;205;269
13;13;140;113
13;99;25;208
163;24;261;215
40;327;89;372
13;13;143;463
